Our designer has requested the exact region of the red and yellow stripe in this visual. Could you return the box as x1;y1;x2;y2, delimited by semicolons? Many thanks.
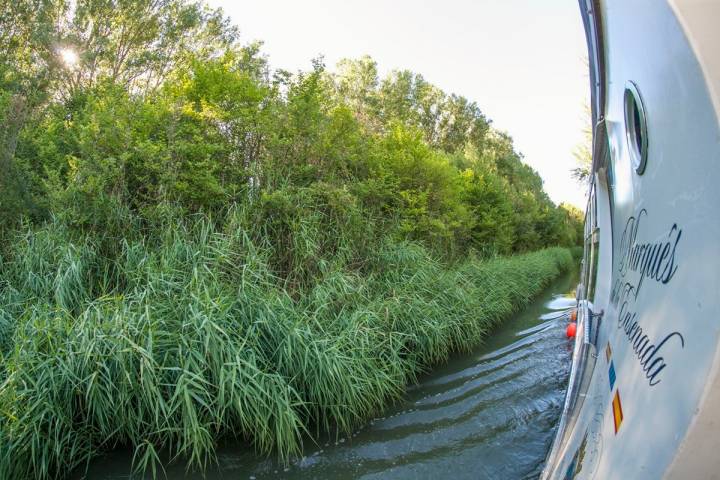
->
612;390;624;434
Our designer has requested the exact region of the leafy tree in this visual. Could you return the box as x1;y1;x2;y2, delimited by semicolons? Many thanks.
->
571;105;592;185
333;55;380;127
57;0;240;97
1;2;582;253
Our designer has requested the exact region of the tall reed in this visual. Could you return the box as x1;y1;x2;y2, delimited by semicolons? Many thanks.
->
0;209;573;479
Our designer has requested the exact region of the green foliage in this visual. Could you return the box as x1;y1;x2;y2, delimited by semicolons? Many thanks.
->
251;183;374;290
366;125;470;252
0;1;585;476
0;209;573;478
460;166;514;255
572;105;593;185
560;202;586;246
3;39;581;252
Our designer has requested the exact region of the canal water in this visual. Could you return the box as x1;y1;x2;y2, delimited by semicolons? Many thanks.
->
77;270;577;480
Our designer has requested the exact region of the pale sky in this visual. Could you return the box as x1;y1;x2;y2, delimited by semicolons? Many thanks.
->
208;0;589;208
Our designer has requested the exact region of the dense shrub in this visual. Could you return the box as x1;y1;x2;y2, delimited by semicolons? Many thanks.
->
1;21;581;256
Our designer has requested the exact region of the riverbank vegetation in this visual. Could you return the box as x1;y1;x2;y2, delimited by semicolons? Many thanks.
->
0;219;573;478
0;0;581;477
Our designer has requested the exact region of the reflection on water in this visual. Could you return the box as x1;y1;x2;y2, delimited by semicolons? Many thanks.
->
76;271;577;480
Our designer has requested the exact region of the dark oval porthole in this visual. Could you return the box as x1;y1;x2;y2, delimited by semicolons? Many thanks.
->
624;81;648;175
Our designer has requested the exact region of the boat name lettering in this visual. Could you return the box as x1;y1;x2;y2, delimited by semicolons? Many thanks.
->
611;209;685;387
617;209;682;299
616;283;685;386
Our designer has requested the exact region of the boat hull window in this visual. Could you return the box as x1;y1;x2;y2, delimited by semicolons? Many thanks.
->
624;81;649;175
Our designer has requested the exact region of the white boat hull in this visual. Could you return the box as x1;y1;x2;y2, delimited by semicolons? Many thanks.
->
543;1;720;478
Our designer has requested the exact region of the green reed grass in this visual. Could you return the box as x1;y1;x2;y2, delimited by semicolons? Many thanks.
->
0;209;573;479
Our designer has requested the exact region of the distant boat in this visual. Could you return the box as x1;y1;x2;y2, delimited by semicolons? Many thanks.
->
542;1;720;478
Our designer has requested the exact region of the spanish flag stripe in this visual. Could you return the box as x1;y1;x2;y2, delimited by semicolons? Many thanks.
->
612;390;624;434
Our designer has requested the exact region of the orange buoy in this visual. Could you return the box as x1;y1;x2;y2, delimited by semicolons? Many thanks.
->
569;309;577;322
566;322;577;338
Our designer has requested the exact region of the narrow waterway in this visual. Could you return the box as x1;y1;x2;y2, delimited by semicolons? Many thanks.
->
77;270;577;480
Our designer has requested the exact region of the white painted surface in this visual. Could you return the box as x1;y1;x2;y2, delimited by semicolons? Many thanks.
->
545;0;720;478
